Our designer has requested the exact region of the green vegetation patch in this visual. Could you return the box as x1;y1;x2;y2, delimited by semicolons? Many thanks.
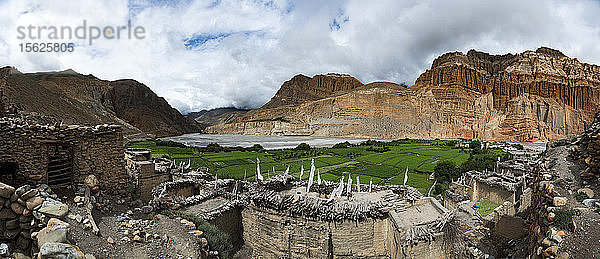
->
477;200;500;217
554;209;575;230
161;210;234;259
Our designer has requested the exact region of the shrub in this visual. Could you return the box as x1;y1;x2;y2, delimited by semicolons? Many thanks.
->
554;209;575;230
162;210;234;258
365;146;391;153
444;140;458;147
469;140;482;154
574;192;587;202
460;153;498;173
433;183;444;195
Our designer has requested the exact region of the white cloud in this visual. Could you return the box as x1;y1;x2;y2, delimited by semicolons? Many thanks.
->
1;0;600;114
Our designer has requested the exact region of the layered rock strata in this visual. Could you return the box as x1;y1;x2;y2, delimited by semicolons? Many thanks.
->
208;47;600;142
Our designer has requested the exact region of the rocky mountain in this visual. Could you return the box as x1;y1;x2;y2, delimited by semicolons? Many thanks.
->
261;73;364;109
207;47;600;142
0;67;201;139
186;107;249;129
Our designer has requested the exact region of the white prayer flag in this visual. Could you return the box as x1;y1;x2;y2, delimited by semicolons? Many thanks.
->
307;159;315;192
256;158;263;181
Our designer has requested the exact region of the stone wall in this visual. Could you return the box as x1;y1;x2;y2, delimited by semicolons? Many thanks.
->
209;206;243;251
472;180;515;205
0;182;71;257
0;119;126;194
241;203;446;259
241;205;390;258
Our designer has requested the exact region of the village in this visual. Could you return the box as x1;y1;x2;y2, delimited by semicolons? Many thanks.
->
0;113;579;258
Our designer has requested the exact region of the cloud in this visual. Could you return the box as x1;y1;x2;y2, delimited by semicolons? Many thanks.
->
1;0;600;114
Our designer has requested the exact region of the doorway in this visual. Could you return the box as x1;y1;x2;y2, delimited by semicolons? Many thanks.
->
0;162;18;186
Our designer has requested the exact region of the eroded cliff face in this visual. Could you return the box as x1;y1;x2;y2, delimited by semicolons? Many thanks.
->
207;47;600;142
261;73;364;109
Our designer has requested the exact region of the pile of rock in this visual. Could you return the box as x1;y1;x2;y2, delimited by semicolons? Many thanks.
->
0;182;64;255
572;112;600;181
34;218;88;259
116;211;162;243
528;159;573;259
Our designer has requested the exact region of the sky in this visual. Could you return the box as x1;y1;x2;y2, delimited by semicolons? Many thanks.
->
1;0;600;114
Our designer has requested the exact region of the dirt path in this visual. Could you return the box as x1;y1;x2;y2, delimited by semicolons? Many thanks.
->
545;145;600;258
68;200;203;258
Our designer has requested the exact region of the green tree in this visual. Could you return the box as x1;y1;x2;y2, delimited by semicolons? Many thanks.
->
470;140;482;154
434;161;459;182
295;143;311;150
247;144;264;152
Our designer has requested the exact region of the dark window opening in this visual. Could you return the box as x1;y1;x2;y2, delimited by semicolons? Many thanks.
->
0;162;18;186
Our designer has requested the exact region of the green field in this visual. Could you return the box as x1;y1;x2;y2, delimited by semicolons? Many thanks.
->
129;140;475;194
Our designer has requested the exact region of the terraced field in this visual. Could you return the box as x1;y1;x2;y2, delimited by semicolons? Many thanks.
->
129;141;472;194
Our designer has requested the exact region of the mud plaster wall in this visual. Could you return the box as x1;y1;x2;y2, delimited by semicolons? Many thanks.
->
386;221;445;259
209;207;243;251
241;205;389;258
472;181;515;205
240;204;447;259
443;198;460;210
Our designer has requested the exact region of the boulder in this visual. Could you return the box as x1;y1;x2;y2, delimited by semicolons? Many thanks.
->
16;235;30;250
543;246;559;257
20;189;38;200
13;252;31;259
141;205;153;214
0;183;15;199
0;243;8;257
39;204;69;218
577;188;594;198
5;218;19;230
5;228;19;239
28;174;43;181
37;227;70;249
14;185;31;197
582;199;596;207
84;175;98;188
10;202;24;214
26;197;44;210
553;197;568;207
39;242;84;259
0;207;16;220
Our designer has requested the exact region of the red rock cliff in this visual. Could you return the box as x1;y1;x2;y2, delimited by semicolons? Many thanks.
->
208;47;600;142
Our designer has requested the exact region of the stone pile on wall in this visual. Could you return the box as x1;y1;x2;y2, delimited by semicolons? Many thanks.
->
572;111;600;181
152;174;453;258
526;155;572;258
0;182;88;258
0;117;126;193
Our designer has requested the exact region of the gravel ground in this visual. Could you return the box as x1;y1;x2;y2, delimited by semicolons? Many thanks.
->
547;145;600;258
66;199;203;259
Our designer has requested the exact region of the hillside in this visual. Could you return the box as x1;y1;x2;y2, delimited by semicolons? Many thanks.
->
186;107;249;129
207;47;600;142
0;67;201;139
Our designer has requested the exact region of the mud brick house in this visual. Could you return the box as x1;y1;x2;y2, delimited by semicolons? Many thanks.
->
125;148;172;201
0;118;127;193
